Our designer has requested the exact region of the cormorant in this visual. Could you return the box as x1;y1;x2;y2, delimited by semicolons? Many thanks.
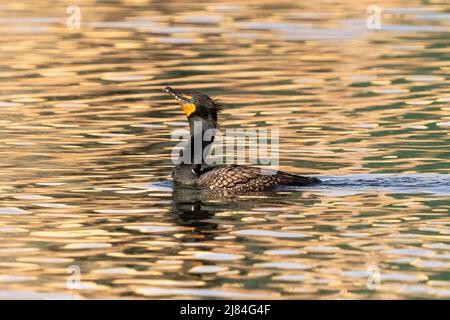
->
164;87;320;192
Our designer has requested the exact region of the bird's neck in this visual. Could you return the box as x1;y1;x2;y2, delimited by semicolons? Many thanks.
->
180;115;217;173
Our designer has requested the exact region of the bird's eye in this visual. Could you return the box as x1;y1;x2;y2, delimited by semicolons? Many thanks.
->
189;97;196;103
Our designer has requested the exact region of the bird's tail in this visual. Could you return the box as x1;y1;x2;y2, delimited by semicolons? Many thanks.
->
287;174;321;186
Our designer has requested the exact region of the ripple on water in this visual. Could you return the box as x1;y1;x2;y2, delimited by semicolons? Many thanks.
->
423;243;450;250
125;182;173;192
35;183;65;186
384;248;434;257
411;260;450;269
371;88;409;94
405;75;445;82
30;229;109;238
54;103;89;108
436;122;450;128
180;15;223;24
0;101;22;107
33;203;74;208
232;229;308;239
0;247;35;256
13;195;52;200
17;257;73;264
0;227;28;233
100;73;152;82
0;207;30;215
381;284;450;298
184;251;244;261
124;225;183;233
408;125;428;130
93;268;136;275
189;266;228;274
95;208;166;214
272;274;308;282
0;275;36;282
0;290;80;300
305;246;341;253
264;249;300;256
339;232;370;238
405;100;434;105
255;262;312;270
64;243;112;249
136;287;272;299
344;271;427;283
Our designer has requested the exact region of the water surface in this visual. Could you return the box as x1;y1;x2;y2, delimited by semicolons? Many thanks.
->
0;0;449;299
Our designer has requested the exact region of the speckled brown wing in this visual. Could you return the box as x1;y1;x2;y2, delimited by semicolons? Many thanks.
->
196;164;319;192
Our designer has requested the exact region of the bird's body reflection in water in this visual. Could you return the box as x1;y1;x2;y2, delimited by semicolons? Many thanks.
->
171;185;220;241
170;183;319;242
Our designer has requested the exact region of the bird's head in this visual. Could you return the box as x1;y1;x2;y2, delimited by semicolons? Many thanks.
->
163;86;221;123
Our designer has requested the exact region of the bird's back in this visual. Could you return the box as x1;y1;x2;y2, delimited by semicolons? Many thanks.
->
196;164;320;192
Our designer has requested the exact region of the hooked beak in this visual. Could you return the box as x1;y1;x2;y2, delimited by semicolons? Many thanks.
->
163;86;196;117
163;86;188;102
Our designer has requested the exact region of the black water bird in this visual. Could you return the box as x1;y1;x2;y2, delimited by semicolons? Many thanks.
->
163;87;320;193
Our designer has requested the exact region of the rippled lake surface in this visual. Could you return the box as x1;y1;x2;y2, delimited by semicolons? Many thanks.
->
0;0;449;299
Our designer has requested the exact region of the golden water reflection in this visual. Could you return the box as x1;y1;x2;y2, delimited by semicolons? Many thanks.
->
0;0;449;299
